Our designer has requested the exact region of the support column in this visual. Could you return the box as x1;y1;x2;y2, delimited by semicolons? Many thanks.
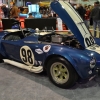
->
17;0;18;6
23;0;25;6
8;0;10;7
19;0;22;6
2;0;5;3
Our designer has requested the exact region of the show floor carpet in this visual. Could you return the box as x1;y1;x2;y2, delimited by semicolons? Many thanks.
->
0;63;100;100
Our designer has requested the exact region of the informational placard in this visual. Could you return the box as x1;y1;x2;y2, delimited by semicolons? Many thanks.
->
57;18;63;31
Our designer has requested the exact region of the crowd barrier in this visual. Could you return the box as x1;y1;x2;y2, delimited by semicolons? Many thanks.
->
2;18;17;30
1;18;94;33
1;18;67;30
24;18;56;30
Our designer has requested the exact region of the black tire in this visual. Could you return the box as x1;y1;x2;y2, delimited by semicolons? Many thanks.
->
47;57;78;89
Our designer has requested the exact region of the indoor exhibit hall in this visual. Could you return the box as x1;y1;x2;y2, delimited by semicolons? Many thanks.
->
0;0;100;100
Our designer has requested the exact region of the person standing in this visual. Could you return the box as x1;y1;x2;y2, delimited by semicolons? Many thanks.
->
1;5;8;18
76;4;86;20
28;13;34;18
10;2;19;19
84;6;90;29
89;5;94;26
90;1;100;37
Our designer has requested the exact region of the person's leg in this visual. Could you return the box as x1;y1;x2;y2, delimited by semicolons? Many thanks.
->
97;20;100;38
4;13;6;18
84;20;89;29
93;20;97;37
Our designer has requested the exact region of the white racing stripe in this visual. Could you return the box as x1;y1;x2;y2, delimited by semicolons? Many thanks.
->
59;1;95;47
87;44;100;54
59;1;88;36
59;1;100;54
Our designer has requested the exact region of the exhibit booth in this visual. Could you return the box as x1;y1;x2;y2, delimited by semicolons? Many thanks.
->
19;2;41;18
1;0;69;31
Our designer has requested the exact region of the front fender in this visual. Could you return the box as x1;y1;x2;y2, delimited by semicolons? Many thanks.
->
45;46;93;79
94;38;100;45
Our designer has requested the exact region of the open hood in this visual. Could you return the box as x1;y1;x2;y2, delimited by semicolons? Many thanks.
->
51;0;95;48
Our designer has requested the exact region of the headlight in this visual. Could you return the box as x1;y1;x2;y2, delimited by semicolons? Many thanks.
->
90;57;96;68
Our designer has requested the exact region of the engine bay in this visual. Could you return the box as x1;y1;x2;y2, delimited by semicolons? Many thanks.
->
38;32;84;49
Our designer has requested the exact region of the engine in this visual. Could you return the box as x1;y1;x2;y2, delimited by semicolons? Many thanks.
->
51;34;83;49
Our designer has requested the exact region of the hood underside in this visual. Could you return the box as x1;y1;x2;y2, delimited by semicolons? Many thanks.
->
51;0;95;48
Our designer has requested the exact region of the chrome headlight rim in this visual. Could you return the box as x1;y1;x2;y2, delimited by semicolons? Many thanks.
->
90;57;96;69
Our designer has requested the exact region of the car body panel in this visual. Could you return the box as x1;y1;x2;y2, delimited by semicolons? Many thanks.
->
1;35;46;66
44;44;100;78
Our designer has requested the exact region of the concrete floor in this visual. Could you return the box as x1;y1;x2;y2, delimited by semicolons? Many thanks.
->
0;63;100;100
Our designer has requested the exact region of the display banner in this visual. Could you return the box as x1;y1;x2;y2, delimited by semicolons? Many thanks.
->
57;18;63;31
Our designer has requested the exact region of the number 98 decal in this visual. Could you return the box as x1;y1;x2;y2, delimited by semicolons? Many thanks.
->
20;46;34;65
84;34;95;47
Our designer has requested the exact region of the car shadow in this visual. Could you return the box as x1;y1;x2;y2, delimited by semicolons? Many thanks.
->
1;63;100;99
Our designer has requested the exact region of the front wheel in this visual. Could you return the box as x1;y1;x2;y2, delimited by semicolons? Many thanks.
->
47;57;78;89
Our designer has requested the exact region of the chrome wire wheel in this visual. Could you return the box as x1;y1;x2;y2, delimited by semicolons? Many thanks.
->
50;62;69;84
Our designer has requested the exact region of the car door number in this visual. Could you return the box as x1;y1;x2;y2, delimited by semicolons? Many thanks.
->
20;46;34;65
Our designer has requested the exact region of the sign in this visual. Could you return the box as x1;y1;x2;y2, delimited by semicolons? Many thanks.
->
57;18;63;31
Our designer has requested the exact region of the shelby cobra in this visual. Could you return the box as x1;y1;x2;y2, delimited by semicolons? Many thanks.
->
1;1;100;89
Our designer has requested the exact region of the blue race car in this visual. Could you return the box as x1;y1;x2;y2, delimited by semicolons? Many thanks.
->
0;1;100;89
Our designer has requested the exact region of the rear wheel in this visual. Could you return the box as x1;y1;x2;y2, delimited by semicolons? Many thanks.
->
47;57;78;89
